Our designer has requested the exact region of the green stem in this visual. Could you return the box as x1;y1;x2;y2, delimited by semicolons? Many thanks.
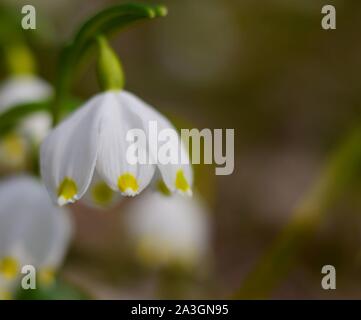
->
233;126;361;299
3;43;36;76
53;3;167;125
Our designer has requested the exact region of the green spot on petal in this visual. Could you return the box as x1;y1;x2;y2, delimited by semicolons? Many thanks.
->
57;177;78;205
39;267;56;287
175;169;191;195
0;256;19;279
91;181;113;206
118;173;139;195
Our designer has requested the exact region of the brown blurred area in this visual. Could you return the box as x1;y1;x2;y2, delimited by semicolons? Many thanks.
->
3;0;361;298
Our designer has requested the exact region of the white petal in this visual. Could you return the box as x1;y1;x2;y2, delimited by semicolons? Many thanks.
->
40;94;103;205
16;195;73;269
0;176;72;280
0;76;52;114
125;191;210;266
119;91;193;195
28;206;73;269
96;92;155;196
0;177;34;257
17;111;52;144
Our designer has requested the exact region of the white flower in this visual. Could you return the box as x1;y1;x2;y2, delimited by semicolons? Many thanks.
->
0;112;52;171
0;133;28;172
124;191;210;268
40;90;193;206
17;111;52;145
0;76;53;171
0;75;52;114
0;175;73;299
0;113;52;171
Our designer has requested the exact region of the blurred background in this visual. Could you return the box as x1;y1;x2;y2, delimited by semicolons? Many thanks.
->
1;0;361;299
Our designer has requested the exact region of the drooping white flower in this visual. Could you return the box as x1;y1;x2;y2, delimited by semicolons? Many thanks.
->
124;191;210;268
0;75;52;114
40;90;193;206
0;112;52;171
17;111;52;145
0;175;73;299
0;76;53;171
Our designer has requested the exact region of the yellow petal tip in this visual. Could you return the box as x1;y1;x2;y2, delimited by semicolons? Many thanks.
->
39;267;56;287
0;291;12;300
0;256;19;279
175;169;192;196
91;181;113;206
57;177;78;206
118;173;139;196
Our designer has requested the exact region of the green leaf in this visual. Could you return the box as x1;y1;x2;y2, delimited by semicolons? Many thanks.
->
15;278;90;300
54;2;167;124
0;97;81;137
0;101;50;137
233;126;361;298
0;5;23;45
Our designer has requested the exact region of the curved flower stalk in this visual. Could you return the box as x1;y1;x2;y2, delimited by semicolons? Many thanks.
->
54;3;168;124
0;175;73;299
41;30;192;206
124;191;210;268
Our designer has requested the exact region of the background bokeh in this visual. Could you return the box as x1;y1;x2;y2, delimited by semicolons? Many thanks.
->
1;0;361;299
